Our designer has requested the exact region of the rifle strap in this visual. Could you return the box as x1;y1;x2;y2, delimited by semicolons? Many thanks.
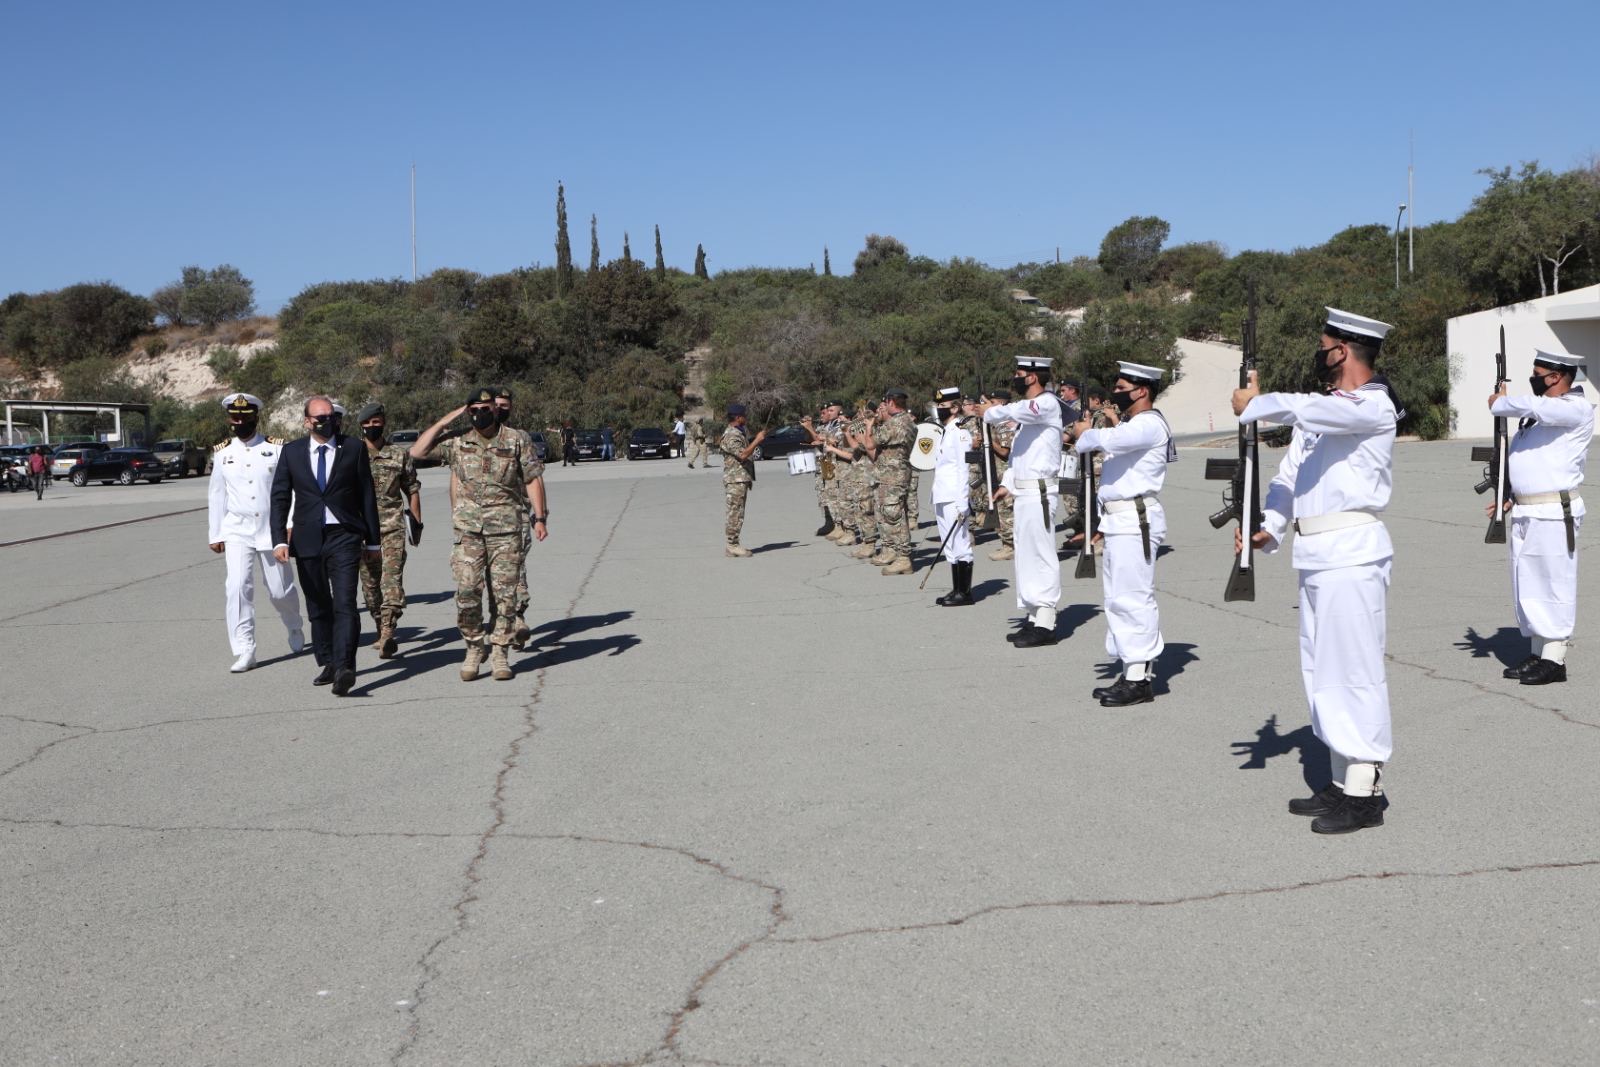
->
1563;490;1576;553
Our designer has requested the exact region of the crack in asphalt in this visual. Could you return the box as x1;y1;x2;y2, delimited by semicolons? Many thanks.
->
390;481;639;1066
767;857;1600;947
0;728;98;781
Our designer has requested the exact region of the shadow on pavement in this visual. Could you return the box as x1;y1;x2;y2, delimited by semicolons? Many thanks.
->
405;589;457;606
1231;714;1330;790
354;647;469;693
527;611;634;646
1454;625;1524;669
969;578;1009;600
751;541;798;554
523;633;640;670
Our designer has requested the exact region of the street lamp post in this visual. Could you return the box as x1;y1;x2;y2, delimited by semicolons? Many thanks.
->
1394;203;1407;289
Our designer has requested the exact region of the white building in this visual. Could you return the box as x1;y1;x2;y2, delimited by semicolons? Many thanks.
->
1446;284;1600;439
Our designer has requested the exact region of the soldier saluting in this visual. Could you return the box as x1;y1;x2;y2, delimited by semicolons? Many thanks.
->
1488;348;1592;685
411;388;548;682
1231;308;1402;835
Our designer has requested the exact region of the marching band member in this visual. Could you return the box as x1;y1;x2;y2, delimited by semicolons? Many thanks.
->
930;387;975;606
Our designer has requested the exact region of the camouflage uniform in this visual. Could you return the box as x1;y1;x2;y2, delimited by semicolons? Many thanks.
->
438;426;542;648
871;410;916;558
845;413;878;545
815;417;845;522
1061;406;1113;534
993;421;1017;547
685;420;708;468
360;441;420;633
721;423;754;545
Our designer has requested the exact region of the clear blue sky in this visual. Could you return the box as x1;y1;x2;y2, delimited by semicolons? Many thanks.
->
3;0;1596;311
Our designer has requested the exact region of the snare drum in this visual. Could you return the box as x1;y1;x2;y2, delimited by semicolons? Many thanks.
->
1059;452;1080;479
788;451;819;476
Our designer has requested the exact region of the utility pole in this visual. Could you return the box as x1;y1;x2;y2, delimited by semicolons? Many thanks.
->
1407;131;1415;276
410;163;417;281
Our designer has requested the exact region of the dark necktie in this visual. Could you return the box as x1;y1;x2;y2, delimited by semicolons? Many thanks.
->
316;444;328;492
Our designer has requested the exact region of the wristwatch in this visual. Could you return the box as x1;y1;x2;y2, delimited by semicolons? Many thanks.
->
532;513;548;524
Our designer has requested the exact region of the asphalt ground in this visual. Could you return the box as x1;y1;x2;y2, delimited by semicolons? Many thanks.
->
2;441;1597;1066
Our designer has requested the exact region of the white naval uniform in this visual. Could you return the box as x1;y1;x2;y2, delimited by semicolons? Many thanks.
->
932;418;974;564
986;392;1064;624
1077;409;1173;676
1492;387;1593;660
208;434;302;656
1242;382;1399;779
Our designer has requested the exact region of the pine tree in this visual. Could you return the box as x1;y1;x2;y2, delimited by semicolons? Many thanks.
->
823;246;832;276
653;225;666;280
623;231;632;263
555;183;574;295
693;243;708;279
589;214;600;273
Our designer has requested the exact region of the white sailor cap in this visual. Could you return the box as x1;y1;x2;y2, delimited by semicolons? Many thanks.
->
221;392;264;414
935;386;962;401
1324;307;1394;345
332;402;347;417
1534;348;1587;380
1115;361;1166;386
1015;354;1053;372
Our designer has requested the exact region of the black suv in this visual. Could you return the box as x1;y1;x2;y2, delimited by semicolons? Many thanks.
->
69;448;166;486
570;429;604;461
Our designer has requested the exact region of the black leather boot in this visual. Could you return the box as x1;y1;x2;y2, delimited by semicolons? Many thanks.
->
1098;677;1152;706
815;509;835;537
1012;624;1058;648
1520;659;1567;685
939;562;974;606
1310;793;1384;834
1288;783;1343;816
1502;653;1540;679
1006;623;1038;644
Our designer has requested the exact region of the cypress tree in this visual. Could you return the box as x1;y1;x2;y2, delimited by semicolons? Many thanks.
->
589;214;600;273
555;183;574;295
693;243;708;279
653;225;666;279
823;246;832;276
623;231;632;263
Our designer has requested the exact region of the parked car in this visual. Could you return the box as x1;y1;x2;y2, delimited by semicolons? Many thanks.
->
526;431;549;462
151;438;209;477
570;429;604;461
68;448;166;486
751;425;813;461
387;429;439;468
51;445;107;480
626;427;672;460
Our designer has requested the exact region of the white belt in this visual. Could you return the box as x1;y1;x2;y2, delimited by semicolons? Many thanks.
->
1102;494;1159;514
1012;478;1058;494
1514;491;1581;507
1294;511;1379;536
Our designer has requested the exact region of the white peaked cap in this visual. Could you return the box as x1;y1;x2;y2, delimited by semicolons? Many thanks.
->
1534;348;1587;380
332;403;347;416
1015;354;1053;371
1116;361;1166;384
1324;307;1394;342
221;392;264;411
936;386;961;400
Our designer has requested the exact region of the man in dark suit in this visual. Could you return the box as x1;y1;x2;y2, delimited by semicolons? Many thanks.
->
271;395;382;696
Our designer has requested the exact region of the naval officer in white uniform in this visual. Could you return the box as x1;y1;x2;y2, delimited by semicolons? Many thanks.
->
207;392;304;672
1490;347;1592;686
983;354;1064;648
931;386;975;606
1232;308;1402;835
1074;360;1176;707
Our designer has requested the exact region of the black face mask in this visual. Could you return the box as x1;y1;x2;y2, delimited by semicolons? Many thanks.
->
231;420;257;439
495;408;510;425
1530;373;1553;396
1313;345;1345;386
1010;376;1028;394
470;408;498;432
1111;389;1138;414
362;425;385;442
936;406;952;421
310;415;339;437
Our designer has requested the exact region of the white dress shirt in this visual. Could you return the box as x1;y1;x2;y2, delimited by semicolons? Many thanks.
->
984;392;1063;480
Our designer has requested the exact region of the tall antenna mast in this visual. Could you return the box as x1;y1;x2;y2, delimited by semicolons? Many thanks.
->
410;162;418;281
1407;132;1414;276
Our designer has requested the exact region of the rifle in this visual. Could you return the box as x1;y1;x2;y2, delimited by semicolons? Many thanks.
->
1073;363;1098;580
1469;326;1510;544
1204;282;1262;601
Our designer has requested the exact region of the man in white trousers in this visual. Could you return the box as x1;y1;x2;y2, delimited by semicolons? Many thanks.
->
930;387;975;606
1490;348;1592;686
983;355;1064;648
1073;361;1176;707
1232;308;1402;835
208;393;305;672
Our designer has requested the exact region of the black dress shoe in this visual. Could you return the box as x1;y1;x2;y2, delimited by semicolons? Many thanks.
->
1006;624;1037;644
331;668;356;696
1091;680;1118;699
1012;626;1059;648
1098;678;1153;706
313;665;335;686
1311;793;1384;834
1520;659;1567;685
1502;654;1540;679
1288;783;1343;817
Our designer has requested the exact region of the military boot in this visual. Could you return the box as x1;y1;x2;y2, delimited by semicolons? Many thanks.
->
490;644;513;681
989;544;1014;561
869;549;896;566
880;554;912;576
725;544;753;558
850;542;877;559
828;525;854;544
1310;793;1384;834
377;627;398;659
460;641;486;682
1288;784;1344;817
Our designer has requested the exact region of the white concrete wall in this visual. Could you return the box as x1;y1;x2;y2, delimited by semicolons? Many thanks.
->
1447;285;1600;439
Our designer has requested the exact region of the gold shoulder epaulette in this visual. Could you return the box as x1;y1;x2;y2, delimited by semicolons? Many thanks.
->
267;436;285;445
213;440;229;452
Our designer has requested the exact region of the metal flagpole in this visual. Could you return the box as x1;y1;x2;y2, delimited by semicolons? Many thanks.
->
410;163;417;281
1408;132;1415;275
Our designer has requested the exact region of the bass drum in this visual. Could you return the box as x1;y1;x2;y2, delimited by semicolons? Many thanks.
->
909;423;940;471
